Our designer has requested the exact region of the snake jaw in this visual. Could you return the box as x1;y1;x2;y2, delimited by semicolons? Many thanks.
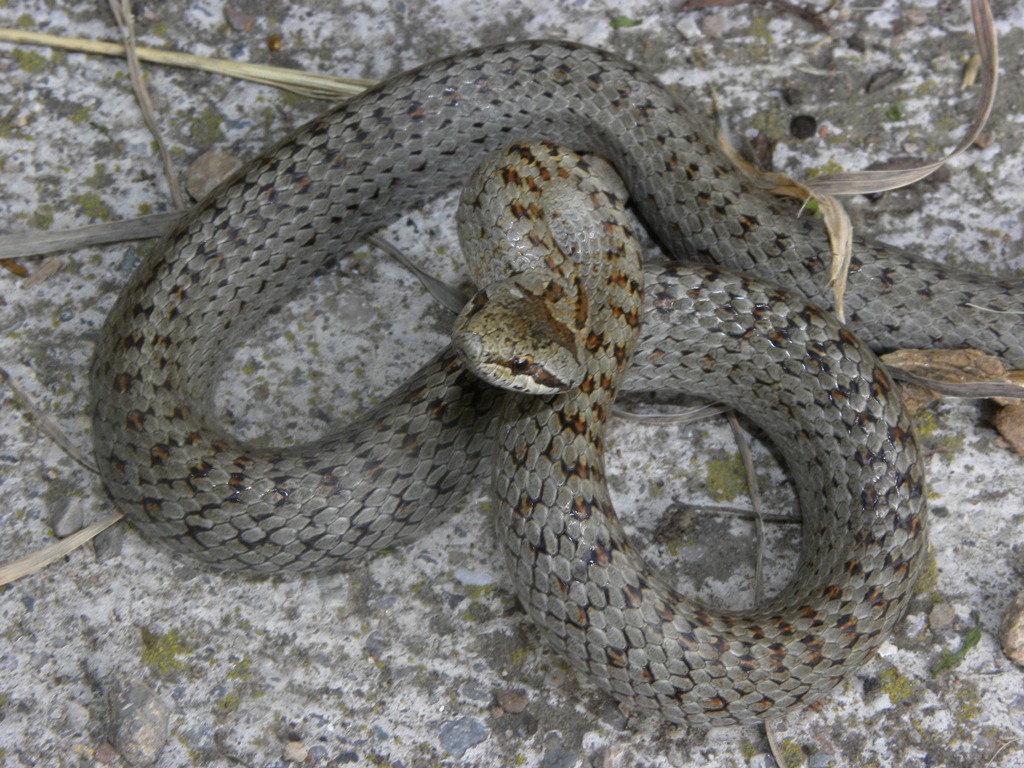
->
453;281;585;394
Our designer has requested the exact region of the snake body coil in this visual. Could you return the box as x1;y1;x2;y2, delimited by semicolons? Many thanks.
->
452;141;923;724
90;41;1016;724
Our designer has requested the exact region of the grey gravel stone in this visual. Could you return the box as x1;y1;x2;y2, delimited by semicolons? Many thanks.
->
495;688;529;713
49;496;84;538
92;520;126;562
454;566;496;586
107;677;171;767
184;149;244;201
929;602;956;631
541;730;579;768
438;716;488;758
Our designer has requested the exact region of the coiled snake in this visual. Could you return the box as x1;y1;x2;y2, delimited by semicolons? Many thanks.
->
90;41;1021;726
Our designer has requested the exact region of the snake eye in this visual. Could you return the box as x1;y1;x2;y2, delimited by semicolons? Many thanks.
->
510;355;534;374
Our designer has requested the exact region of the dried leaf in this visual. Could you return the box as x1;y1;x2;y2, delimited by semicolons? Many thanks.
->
881;348;1024;407
994;403;1024;456
22;256;63;287
1;257;28;276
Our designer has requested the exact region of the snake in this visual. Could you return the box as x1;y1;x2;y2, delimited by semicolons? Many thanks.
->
89;41;1021;726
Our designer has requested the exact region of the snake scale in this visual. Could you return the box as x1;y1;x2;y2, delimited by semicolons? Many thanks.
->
90;41;1021;726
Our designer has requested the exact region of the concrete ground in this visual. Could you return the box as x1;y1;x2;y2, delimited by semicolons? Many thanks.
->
0;1;1022;766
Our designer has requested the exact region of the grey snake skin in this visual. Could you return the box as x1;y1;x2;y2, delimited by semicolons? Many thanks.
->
90;41;1019;725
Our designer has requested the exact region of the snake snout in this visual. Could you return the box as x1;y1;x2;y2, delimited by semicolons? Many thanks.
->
452;281;585;395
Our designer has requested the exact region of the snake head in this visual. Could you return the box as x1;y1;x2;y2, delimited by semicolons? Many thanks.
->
452;280;584;395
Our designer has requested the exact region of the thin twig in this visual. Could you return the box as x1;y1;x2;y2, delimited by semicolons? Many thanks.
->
667;502;801;525
0;366;98;474
0;212;182;259
107;0;184;209
727;411;767;605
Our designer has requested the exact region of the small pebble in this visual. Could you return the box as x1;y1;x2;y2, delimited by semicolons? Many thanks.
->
438;716;488;758
1000;590;1024;665
185;149;244;201
306;744;329;761
50;497;85;538
93;521;126;562
363;630;387;660
495;689;529;714
929;602;955;631
282;740;308;762
64;699;91;731
701;13;727;38
674;16;702;40
542;730;579;768
107;677;171;767
505;711;538;738
224;6;254;32
94;741;118;764
454;566;496;587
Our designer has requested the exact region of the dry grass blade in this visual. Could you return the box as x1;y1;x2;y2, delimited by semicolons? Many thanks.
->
668;502;801;525
107;0;184;209
0;513;124;586
765;721;788;768
719;0;997;322
0;212;182;260
366;233;468;314
806;0;996;196
612;402;729;424
0;28;374;100
726;412;767;606
715;133;855;322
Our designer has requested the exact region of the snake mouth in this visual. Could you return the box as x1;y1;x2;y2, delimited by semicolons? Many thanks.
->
452;331;571;394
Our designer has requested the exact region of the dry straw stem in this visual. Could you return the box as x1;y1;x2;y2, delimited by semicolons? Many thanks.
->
0;513;124;586
0;28;375;100
721;0;998;322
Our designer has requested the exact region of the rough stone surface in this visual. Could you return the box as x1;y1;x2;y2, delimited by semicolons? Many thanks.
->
183;148;244;201
107;678;171;767
1;2;1022;767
